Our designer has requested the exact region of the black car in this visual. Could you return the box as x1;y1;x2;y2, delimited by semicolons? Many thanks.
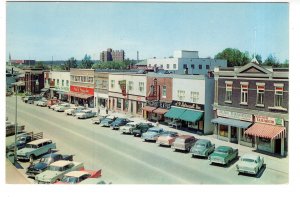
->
26;153;74;178
100;116;116;127
110;118;131;130
132;123;154;137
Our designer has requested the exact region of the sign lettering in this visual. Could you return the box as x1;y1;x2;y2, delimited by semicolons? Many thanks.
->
217;110;252;121
255;115;284;126
70;85;94;95
118;80;127;96
172;101;204;111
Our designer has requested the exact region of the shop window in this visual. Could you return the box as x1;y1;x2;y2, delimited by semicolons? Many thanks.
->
219;125;228;137
137;101;143;114
62;80;64;87
274;87;283;107
162;86;167;98
66;80;69;87
225;83;232;103
124;99;129;111
57;79;59;86
256;86;265;106
111;80;115;88
166;64;170;69
240;84;248;104
160;65;163;69
173;64;177;69
199;64;202;69
191;64;195;69
206;65;210;70
191;91;199;103
139;82;144;92
117;98;122;109
241;129;252;143
177;90;185;100
128;81;133;91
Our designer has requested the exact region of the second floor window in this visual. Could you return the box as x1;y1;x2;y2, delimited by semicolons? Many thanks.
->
241;85;248;104
128;81;133;91
206;65;210;69
191;64;195;69
57;79;59;86
178;90;185;100
139;82;144;92
173;64;177;69
191;91;199;103
256;86;265;105
275;87;283;107
66;80;69;87
183;64;187;69
166;64;170;69
62;80;64;87
162;86;167;98
111;80;115;88
225;84;232;102
199;64;202;69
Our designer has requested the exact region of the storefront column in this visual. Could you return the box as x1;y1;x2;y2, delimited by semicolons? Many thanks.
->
281;137;285;156
237;128;241;144
217;124;220;139
271;139;275;153
228;126;231;142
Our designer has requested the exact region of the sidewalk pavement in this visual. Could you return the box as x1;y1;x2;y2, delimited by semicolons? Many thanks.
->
6;159;30;184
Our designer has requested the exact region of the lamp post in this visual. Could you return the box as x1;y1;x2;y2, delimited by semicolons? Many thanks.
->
14;84;18;165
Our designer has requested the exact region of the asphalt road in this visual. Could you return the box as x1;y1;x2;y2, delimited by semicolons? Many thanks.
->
6;96;288;184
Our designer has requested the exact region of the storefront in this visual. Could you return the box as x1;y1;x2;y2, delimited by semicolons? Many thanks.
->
143;100;170;122
69;85;94;107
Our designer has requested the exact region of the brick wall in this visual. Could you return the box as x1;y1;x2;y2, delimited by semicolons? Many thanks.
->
146;76;173;102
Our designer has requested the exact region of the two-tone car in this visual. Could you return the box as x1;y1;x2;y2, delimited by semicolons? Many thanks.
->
91;115;107;124
65;106;85;116
17;139;56;162
236;154;264;175
171;135;197;152
54;103;71;112
75;109;97;119
156;131;179;147
55;169;102;184
208;146;238;166
6;133;33;153
141;127;164;142
50;102;64;110
26;153;74;178
132;123;154;137
110;118;131;130
190;139;215;158
99;116;116;127
35;160;84;184
36;98;48;107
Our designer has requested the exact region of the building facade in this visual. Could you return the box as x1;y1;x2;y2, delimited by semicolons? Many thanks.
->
94;70;109;110
24;68;45;95
44;71;70;100
100;48;125;62
212;62;289;156
147;50;227;75
108;73;146;117
69;68;95;107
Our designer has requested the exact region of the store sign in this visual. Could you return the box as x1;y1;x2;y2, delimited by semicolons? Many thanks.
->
49;80;55;88
146;100;172;109
146;100;160;108
70;85;94;95
118;80;127;96
217;110;252;121
147;78;158;100
255;115;284;126
172;101;204;111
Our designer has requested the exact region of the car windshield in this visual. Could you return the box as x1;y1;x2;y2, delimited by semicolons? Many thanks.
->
196;141;206;147
25;144;37;148
61;176;78;184
40;157;53;164
115;118;123;123
48;166;62;171
242;158;255;163
216;148;229;154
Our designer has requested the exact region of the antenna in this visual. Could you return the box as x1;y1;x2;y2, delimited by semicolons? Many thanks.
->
51;56;53;71
254;27;257;57
137;51;139;62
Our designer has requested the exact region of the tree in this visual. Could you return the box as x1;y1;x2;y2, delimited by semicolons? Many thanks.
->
64;57;77;70
280;59;289;68
35;61;44;69
214;48;250;67
263;54;280;67
92;61;128;70
80;54;93;69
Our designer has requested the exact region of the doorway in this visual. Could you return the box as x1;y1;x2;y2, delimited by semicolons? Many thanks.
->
275;138;282;154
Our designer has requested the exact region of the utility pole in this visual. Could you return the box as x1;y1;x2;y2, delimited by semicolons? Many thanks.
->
14;84;18;166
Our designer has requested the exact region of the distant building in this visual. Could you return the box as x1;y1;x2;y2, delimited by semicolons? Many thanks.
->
11;60;36;66
24;68;45;94
100;48;125;62
147;50;227;75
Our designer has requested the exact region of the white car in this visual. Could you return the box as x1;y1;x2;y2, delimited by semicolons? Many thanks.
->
75;109;97;119
54;103;71;112
36;98;48;107
50;102;64;110
236;154;264;175
120;122;138;134
64;106;85;116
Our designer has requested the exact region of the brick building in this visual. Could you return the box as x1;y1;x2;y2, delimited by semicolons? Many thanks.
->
24;68;45;95
100;48;125;62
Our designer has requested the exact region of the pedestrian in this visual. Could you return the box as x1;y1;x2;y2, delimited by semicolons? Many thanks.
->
106;108;108;115
98;106;100;115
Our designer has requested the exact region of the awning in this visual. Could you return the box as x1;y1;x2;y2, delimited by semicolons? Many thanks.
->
11;81;25;86
244;123;286;139
211;117;252;128
179;109;203;122
40;88;50;92
153;108;169;115
56;91;68;95
164;107;186;119
142;106;156;112
68;92;93;99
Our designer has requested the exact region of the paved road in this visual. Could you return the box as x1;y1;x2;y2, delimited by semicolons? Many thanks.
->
6;96;288;184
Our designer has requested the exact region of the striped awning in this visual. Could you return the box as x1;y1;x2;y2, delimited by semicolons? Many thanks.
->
153;108;168;115
244;123;286;139
68;92;93;99
142;106;156;112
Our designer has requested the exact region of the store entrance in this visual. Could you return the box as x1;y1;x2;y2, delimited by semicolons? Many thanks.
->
230;126;238;144
275;138;282;154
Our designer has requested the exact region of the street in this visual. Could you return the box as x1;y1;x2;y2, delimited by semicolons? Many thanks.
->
6;96;288;184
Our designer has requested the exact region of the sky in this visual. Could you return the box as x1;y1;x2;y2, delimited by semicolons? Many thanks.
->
6;2;289;62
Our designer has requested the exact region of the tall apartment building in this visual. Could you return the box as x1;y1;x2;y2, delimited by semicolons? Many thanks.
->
100;48;125;62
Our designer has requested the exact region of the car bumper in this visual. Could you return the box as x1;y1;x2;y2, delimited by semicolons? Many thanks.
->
209;158;226;165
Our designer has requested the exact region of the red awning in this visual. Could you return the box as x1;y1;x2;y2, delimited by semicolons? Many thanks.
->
153;108;169;115
68;92;93;99
142;106;157;112
244;123;286;139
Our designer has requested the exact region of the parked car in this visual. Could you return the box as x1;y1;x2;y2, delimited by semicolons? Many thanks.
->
36;98;48;107
54;103;71;112
209;146;238;166
6;133;33;153
132;123;154;137
50;102;64;110
141;127;164;142
26;153;74;178
35;160;84;184
27;96;42;104
16;139;56;162
190;139;215;158
156;131;179;147
120;122;138;134
236;154;264;175
99;116;116;127
55;169;102;184
91;115;107;124
47;98;59;108
23;96;34;103
75;109;97;119
65;106;85;116
110;118;131;130
171;135;197;152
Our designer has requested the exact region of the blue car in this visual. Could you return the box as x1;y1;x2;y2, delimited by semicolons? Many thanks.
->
110;118;131;130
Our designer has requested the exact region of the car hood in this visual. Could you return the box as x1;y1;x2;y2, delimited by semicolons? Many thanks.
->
76;113;85;116
31;162;48;171
17;148;34;155
237;161;257;168
36;170;62;182
101;120;112;124
191;145;206;152
143;132;158;137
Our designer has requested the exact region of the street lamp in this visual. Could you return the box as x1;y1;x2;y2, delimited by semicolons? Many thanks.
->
13;84;18;165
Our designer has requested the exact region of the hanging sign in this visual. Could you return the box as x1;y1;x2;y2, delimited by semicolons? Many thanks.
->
119;80;127;96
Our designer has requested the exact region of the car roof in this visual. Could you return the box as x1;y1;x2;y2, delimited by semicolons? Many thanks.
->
27;138;52;145
148;127;162;130
241;154;260;160
177;135;195;139
217;146;232;151
196;139;211;143
64;171;89;178
50;160;72;167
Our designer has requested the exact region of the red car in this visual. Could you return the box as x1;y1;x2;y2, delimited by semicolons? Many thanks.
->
55;169;102;184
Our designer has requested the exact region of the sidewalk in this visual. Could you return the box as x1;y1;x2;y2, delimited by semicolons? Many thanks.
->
6;159;30;184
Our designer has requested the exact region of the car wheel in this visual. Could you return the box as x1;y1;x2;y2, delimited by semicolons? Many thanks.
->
191;154;195;158
29;155;34;162
47;148;52;154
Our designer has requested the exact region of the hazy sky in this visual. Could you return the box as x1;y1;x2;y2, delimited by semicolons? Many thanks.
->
6;2;289;62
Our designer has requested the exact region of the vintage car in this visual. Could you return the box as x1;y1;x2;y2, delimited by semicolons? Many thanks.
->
91;115;107;124
171;135;197;152
47;98;59;108
65;106;86;116
26;153;74;178
27;96;42;104
6;133;33;153
209;146;238;166
141;127;164;141
132;123;154;137
50;102;64;110
110;118;131;130
36;98;48;107
120;122;138;134
190;139;215;158
54;103;71;112
99;116;116;127
236;154;264;175
17;139;56;162
75;109;97;119
156;131;179;147
55;169;102;184
35;160;84;184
